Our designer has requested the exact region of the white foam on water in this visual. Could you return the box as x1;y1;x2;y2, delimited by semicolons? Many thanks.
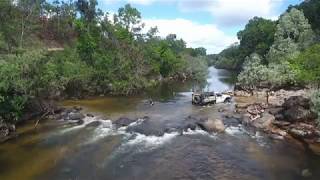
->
250;131;268;147
183;128;217;139
82;118;148;144
127;118;145;127
126;132;178;148
82;120;118;144
58;116;102;134
225;125;244;136
115;132;179;153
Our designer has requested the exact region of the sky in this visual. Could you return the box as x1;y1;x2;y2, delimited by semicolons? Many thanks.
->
97;0;301;54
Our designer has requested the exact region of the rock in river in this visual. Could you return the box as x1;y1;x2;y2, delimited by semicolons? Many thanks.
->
114;117;136;128
252;112;275;130
197;119;225;133
69;112;85;120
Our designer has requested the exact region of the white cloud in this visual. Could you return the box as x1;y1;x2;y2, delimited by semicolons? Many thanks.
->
178;0;284;26
144;18;237;54
127;0;156;5
102;0;285;26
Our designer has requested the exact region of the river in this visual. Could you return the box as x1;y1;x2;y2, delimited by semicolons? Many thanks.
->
0;67;319;180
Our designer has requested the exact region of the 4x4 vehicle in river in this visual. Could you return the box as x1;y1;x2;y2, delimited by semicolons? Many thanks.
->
192;91;232;105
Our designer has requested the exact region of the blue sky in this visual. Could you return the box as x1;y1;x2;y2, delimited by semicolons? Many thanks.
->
97;0;301;54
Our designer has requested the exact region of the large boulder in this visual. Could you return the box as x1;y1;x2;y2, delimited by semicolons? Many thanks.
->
126;118;167;136
197;119;225;133
252;112;274;129
283;96;311;109
283;106;313;122
281;96;316;123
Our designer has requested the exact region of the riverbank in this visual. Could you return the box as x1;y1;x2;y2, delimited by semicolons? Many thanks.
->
230;88;320;153
0;75;205;143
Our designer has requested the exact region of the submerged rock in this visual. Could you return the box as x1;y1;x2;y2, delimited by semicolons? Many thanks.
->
86;121;102;127
68;112;85;120
183;123;197;131
86;113;94;118
126;119;167;136
114;117;136;128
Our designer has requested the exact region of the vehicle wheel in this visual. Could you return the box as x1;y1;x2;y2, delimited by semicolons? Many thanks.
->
224;98;231;103
193;96;202;105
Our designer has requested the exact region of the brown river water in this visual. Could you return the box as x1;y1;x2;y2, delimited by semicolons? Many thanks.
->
0;67;320;180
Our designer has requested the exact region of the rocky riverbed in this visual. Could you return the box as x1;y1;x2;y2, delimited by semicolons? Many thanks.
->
231;88;320;153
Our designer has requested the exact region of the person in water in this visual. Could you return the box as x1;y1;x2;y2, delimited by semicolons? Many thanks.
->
149;99;154;106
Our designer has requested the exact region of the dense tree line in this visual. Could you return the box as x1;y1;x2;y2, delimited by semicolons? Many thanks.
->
0;0;208;124
208;0;320;122
208;1;320;90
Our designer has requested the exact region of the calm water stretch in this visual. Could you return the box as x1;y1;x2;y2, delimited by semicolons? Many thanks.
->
0;67;319;180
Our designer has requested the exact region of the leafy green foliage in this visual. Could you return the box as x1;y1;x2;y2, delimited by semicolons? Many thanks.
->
238;53;297;91
0;1;208;123
237;17;276;60
208;43;242;70
237;53;269;90
290;44;320;86
290;0;320;35
267;8;315;63
116;4;143;34
266;62;297;88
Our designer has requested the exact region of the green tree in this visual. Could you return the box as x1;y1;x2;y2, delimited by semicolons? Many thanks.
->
191;47;207;57
0;0;21;52
214;43;242;70
290;44;320;87
116;4;144;35
165;34;186;54
267;8;315;63
237;17;276;62
76;0;98;24
291;0;320;35
237;53;269;92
